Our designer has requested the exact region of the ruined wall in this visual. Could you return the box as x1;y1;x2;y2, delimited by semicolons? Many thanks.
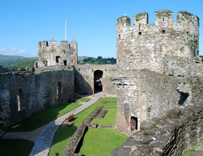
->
36;39;78;68
112;104;203;156
114;57;202;135
0;68;74;128
117;10;199;73
74;65;117;96
114;70;186;135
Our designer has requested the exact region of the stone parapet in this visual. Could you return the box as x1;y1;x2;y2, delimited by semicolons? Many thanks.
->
111;104;203;156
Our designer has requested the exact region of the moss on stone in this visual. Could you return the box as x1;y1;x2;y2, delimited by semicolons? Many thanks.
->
135;12;147;21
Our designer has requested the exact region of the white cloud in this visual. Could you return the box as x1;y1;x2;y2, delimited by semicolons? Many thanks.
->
0;47;36;57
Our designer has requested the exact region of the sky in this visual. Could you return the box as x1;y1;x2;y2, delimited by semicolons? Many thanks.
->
0;0;202;58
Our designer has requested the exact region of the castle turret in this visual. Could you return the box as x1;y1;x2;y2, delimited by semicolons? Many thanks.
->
36;39;78;68
155;10;173;31
133;12;148;35
177;11;199;37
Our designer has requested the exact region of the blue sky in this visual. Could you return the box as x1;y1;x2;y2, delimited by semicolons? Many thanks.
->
0;0;202;57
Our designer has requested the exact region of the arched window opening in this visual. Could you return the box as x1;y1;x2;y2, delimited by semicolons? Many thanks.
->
130;116;138;130
17;88;24;112
94;70;103;93
163;18;165;26
162;30;165;34
36;62;38;68
57;81;62;99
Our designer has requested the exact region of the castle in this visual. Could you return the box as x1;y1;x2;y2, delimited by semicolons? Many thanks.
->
36;39;78;68
0;10;202;156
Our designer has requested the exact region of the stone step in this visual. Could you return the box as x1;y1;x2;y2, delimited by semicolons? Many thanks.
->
0;130;5;137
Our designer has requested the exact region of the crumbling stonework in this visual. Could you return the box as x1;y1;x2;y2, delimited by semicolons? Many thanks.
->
114;10;202;136
35;39;78;68
117;10;199;73
0;68;74;127
74;64;117;96
112;104;203;156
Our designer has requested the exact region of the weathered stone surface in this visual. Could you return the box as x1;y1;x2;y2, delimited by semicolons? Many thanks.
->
111;147;131;156
112;104;203;156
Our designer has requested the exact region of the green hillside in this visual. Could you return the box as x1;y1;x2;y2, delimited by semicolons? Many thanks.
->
0;54;37;68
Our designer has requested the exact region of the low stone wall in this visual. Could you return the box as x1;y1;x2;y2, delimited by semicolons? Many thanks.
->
62;106;103;156
111;104;203;156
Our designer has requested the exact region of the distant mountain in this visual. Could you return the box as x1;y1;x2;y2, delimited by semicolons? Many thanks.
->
0;54;37;68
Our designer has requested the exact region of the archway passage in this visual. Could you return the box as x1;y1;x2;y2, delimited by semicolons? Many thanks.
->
94;70;103;93
130;116;138;130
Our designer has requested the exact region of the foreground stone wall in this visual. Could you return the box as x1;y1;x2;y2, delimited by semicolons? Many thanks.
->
0;68;74;128
74;65;117;96
112;104;203;156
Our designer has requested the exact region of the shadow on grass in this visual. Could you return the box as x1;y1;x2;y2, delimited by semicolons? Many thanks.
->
0;139;34;156
6;102;81;132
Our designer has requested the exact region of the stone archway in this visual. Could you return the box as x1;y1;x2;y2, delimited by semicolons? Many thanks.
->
94;70;103;93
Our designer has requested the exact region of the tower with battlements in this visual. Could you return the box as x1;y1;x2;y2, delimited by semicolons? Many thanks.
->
35;39;78;68
117;10;199;73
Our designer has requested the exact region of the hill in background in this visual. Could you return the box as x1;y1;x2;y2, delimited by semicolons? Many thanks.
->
0;54;116;69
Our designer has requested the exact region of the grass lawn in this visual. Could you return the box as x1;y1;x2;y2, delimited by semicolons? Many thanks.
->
103;102;117;108
49;97;119;156
75;97;91;102
0;139;34;156
91;108;117;126
6;102;81;132
79;128;128;156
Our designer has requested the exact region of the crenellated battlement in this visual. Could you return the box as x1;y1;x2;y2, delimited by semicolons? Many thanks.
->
116;10;200;73
36;39;78;68
117;10;199;31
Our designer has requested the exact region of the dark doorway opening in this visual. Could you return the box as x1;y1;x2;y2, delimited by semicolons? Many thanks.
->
57;81;62;99
56;56;60;63
64;60;67;66
130;116;138;130
94;70;103;93
178;92;189;105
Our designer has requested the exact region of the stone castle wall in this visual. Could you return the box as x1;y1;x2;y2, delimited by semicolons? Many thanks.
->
74;64;117;96
0;68;74;128
112;104;203;156
36;39;77;68
117;10;199;73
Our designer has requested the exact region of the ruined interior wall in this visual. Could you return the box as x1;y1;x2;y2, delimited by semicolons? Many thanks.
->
115;56;202;135
0;69;74;128
74;65;117;96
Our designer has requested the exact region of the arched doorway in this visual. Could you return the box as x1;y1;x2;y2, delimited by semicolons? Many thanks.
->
130;116;138;130
57;81;62;99
17;88;24;112
94;70;103;93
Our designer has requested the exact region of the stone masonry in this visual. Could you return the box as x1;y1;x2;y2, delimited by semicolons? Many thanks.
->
35;39;78;68
117;10;199;73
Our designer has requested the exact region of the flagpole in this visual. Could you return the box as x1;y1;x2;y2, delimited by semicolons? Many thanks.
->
65;19;67;40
